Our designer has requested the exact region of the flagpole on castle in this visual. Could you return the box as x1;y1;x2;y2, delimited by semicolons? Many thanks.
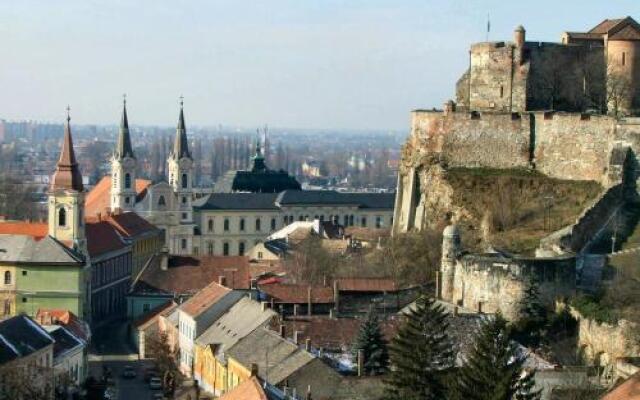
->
486;13;491;42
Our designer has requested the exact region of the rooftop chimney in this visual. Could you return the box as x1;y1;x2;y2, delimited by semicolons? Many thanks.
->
160;247;169;271
218;275;227;287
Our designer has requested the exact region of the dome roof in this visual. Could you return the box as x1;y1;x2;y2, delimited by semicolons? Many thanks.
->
515;25;525;32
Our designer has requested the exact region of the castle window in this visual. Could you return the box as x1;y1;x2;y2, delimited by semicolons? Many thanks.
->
181;239;187;250
622;52;626;66
255;218;261;232
224;218;230;232
58;208;67;227
499;85;504;98
238;242;245;256
208;219;213;233
239;218;245;232
125;173;131;189
4;271;10;285
375;216;382;228
223;242;229;256
182;173;188;189
207;241;213;255
271;218;276;231
158;196;166;207
361;216;367;227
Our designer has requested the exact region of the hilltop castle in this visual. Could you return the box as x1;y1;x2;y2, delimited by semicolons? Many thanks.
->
393;17;640;322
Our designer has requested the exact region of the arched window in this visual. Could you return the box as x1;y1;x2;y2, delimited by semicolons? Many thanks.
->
158;196;166;207
255;218;261;232
4;271;11;285
58;208;67;227
124;173;131;189
208;219;213;233
238;242;245;256
182;173;188;189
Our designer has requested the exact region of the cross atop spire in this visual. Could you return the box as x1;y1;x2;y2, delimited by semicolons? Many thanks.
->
115;95;134;159
52;106;83;192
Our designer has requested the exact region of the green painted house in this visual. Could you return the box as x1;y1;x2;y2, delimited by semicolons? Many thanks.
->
0;234;88;320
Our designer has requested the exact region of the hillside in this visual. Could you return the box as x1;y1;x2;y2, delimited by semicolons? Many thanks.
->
445;167;602;255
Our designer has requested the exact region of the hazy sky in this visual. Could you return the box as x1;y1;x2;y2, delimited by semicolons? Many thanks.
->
1;1;637;130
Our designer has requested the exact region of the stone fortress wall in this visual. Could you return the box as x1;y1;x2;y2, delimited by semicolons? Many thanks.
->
395;18;640;327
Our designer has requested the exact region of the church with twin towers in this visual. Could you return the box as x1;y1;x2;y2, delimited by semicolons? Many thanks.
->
86;98;395;256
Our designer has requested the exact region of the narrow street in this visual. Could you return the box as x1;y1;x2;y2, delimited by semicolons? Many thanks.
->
89;319;156;400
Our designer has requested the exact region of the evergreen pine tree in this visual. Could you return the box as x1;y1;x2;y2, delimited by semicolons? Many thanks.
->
352;310;389;375
514;278;548;346
451;314;541;400
384;295;454;400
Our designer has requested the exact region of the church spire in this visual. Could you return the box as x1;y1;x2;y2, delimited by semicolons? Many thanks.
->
172;96;191;159
251;128;267;173
52;106;83;192
116;94;134;159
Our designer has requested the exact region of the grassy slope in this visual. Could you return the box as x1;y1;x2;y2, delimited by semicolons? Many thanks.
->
445;167;602;255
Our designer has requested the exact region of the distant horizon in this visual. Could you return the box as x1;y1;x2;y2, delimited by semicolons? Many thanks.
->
1;1;636;130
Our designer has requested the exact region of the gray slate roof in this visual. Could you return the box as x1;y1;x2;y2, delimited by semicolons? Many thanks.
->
275;191;395;209
195;297;277;358
195;193;280;211
226;327;314;385
0;234;84;265
194;190;394;211
0;315;55;364
213;169;301;194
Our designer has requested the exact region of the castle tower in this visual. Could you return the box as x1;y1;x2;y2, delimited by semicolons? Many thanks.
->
440;224;461;302
514;25;526;47
49;107;86;250
167;97;194;222
110;96;137;212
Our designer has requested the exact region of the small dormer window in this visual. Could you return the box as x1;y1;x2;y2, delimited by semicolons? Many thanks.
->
58;208;67;227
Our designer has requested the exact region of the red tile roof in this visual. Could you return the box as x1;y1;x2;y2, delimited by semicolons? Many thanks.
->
0;222;48;240
180;281;230;318
335;278;397;292
258;283;334;304
35;308;90;342
85;219;128;257
106;211;159;238
602;371;640;400
136;255;251;296
85;176;151;217
219;377;267;400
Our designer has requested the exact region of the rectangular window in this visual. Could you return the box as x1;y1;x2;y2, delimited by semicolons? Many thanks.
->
375;216;382;228
224;219;230;232
361;217;367;227
223;243;229;256
271;218;276;231
622;52;626;66
143;303;150;313
181;239;187;250
22;271;27;276
239;218;245;232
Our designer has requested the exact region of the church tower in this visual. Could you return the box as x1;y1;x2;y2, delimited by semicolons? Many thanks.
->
167;98;194;222
49;107;86;250
110;96;137;212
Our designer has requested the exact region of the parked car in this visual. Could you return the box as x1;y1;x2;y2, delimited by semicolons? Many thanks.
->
144;367;160;382
149;377;162;390
121;365;137;379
